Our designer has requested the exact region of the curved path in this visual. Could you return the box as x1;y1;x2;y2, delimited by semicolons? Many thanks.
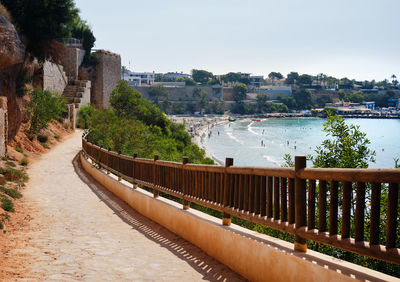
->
12;130;244;281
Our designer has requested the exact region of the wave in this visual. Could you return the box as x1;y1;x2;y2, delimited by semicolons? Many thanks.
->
247;121;261;136
262;155;282;166
226;130;244;145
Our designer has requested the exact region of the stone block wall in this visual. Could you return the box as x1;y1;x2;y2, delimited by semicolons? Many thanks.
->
43;61;68;94
131;85;224;102
0;97;7;157
92;50;121;109
62;47;85;81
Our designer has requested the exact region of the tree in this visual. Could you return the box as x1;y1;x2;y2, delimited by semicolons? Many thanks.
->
313;114;375;168
110;80;171;133
315;94;333;108
293;89;313;109
192;69;213;84
148;85;169;103
69;17;96;66
27;89;67;134
256;93;268;112
285;72;299;85
233;83;248;102
268;72;283;80
297;74;313;87
2;0;79;62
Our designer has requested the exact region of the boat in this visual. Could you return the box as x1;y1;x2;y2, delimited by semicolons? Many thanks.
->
252;119;261;122
228;116;236;122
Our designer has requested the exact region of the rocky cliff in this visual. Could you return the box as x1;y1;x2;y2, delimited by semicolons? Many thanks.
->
0;15;25;140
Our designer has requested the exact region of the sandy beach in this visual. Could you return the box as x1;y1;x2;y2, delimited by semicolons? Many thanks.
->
171;116;228;165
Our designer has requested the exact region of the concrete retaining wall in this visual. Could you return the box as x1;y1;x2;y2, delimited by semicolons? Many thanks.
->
80;153;397;282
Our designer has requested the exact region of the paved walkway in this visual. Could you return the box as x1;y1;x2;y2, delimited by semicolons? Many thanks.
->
12;130;244;281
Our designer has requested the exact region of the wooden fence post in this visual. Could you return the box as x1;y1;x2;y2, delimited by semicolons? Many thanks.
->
117;150;122;181
153;155;159;198
182;157;189;210
223;157;234;226
132;153;138;189
106;148;111;174
294;156;307;252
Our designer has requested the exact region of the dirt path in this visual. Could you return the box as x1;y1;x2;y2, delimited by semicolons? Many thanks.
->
1;130;244;281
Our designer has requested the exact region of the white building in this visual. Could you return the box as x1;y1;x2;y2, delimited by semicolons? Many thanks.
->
122;70;155;86
164;72;191;80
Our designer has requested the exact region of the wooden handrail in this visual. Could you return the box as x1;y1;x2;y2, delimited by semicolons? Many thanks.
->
81;137;400;266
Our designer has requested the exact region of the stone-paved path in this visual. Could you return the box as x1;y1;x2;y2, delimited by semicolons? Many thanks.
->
13;130;245;281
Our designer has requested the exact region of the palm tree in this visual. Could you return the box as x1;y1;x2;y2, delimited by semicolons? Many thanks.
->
391;74;397;84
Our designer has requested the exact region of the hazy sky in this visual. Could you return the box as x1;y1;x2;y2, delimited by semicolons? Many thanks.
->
75;0;399;81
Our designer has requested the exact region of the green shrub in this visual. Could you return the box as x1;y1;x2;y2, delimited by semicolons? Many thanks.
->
0;221;3;230
77;105;97;129
15;147;23;153
5;161;16;167
0;186;22;199
42;143;50;149
0;195;14;212
20;158;29;166
1;156;7;161
27;89;67;134
37;134;48;143
54;134;60;141
0;167;29;183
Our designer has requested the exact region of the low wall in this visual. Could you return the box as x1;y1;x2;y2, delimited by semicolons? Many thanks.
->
80;153;397;282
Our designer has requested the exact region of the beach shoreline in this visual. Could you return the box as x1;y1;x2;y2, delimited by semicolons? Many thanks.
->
171;116;227;165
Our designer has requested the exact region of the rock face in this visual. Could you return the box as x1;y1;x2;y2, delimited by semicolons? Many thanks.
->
0;15;24;70
0;15;25;140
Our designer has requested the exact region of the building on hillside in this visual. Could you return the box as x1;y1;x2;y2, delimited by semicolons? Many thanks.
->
163;72;191;80
249;75;264;89
123;70;155;86
257;86;292;99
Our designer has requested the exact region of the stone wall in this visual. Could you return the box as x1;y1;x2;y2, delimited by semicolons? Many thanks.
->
0;97;7;157
92;50;121;109
62;47;85;81
131;85;224;102
43;61;68;94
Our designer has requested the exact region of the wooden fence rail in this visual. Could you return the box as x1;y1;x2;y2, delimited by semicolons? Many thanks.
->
82;136;400;265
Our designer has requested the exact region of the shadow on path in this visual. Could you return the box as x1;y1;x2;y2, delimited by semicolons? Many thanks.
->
72;153;246;281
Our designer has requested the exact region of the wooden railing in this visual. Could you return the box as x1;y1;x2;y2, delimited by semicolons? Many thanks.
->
82;136;400;265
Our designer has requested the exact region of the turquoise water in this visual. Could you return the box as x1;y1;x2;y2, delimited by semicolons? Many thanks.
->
204;118;400;168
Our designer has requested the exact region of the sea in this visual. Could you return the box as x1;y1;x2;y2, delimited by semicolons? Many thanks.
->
203;118;400;168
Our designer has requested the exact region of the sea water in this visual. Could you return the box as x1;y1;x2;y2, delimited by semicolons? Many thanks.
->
204;118;400;168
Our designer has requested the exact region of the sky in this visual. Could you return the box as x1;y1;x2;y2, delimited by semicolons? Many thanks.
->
74;0;400;81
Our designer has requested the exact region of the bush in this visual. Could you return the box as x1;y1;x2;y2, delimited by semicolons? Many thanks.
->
0;167;29;183
27;89;67;134
77;105;97;129
37;134;48;143
0;195;14;212
15;147;23;153
20;158;29;166
0;186;22;199
5;161;16;167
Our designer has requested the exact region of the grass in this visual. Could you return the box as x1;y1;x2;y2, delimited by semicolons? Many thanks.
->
41;143;50;149
0;195;14;212
15;147;24;154
0;167;29;182
6;161;16;167
1;156;7;161
0;186;22;199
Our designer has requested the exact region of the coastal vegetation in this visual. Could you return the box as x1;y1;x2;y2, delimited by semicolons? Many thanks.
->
1;0;96;65
27;89;67;135
78;80;214;164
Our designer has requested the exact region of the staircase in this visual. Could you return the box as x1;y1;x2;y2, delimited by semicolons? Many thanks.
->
63;80;91;109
